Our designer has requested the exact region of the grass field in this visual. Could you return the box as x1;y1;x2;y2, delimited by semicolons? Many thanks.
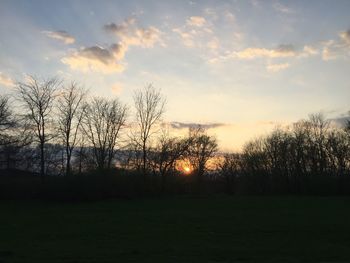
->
1;196;350;262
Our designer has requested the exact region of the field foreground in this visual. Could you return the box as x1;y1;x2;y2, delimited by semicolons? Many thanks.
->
0;196;350;262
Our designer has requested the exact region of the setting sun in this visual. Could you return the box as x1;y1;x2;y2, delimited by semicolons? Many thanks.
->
183;166;191;174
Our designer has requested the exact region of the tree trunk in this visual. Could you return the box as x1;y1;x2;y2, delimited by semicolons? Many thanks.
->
40;141;45;182
142;144;147;177
66;154;71;176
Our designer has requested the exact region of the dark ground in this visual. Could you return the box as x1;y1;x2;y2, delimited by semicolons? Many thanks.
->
0;196;350;262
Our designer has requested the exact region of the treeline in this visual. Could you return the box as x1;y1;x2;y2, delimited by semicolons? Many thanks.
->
0;77;218;194
1;76;350;199
221;114;350;195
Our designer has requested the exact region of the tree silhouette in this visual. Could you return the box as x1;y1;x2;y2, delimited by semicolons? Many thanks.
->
81;97;128;170
17;77;60;178
133;84;165;176
57;82;87;175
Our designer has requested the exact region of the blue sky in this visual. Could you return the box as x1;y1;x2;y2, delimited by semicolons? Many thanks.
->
0;0;349;150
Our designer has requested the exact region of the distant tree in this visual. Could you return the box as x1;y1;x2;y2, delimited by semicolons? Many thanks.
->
133;84;165;176
326;129;349;176
308;113;330;174
242;137;268;174
17;76;60;178
57;83;87;175
81;97;127;170
187;126;218;181
264;127;292;176
218;153;242;194
290;120;312;177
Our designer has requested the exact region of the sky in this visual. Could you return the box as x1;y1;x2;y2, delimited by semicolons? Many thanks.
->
0;0;349;151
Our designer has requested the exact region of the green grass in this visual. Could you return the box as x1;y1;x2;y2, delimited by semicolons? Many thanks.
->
1;196;350;262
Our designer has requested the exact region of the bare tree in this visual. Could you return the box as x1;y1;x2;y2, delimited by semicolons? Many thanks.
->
187;126;218;181
17;76;60;178
308;113;330;174
57;83;87;175
133;84;165;176
150;131;191;191
0;95;16;147
0;95;16;133
81;97;127;170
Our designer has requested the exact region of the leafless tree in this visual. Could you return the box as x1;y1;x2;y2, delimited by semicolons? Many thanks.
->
0;95;16;147
81;97;128;170
0;95;16;133
150;131;191;191
133;84;165;176
308;113;330;174
242;137;268;175
17;76;60;178
187;126;218;180
57;82;87;175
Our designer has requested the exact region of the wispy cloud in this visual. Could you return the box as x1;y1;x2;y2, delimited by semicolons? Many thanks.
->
0;72;15;88
266;62;290;72
169;121;226;130
235;44;296;59
186;16;206;27
61;44;126;74
322;29;350;61
208;42;319;66
273;2;294;14
172;27;196;47
173;15;215;49
42;30;75;44
301;45;319;57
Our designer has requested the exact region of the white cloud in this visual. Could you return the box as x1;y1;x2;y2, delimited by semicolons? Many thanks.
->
43;30;75;44
235;45;296;59
186;16;206;27
208;42;321;66
321;30;350;61
61;44;126;74
63;18;163;74
173;28;195;47
266;63;290;72
0;72;15;88
340;30;350;45
104;18;163;48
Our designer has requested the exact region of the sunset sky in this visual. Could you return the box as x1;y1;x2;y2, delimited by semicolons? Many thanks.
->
0;0;349;151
